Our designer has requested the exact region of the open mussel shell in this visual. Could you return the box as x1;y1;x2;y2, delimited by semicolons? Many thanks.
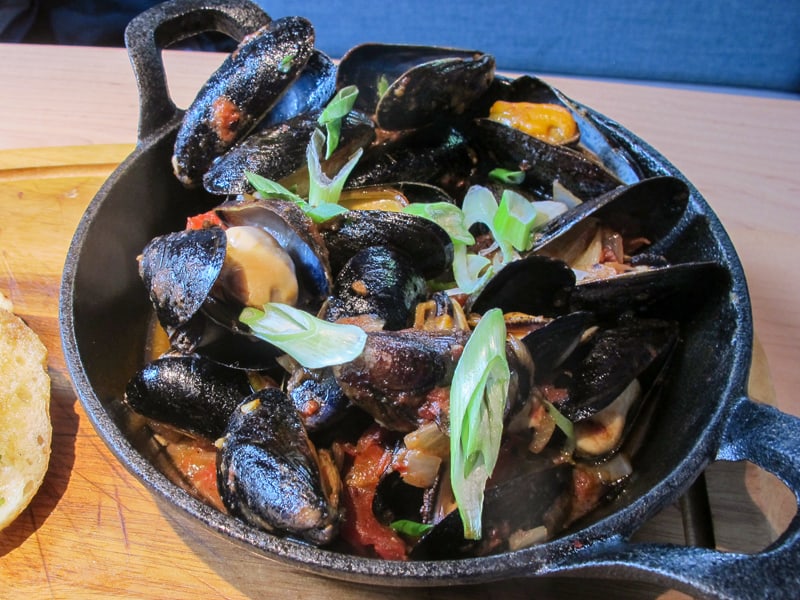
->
215;197;332;311
337;43;496;131
139;226;227;330
172;16;316;187
569;260;731;322
557;317;680;422
347;124;477;200
469;255;576;317
410;463;572;560
318;209;453;280
472;117;623;200
521;311;596;381
124;354;252;440
204;109;376;195
533;175;691;257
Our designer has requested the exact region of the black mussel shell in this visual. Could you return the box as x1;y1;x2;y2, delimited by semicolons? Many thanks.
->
318;209;453;280
558;317;679;422
346;125;477;200
172;17;316;187
570;261;731;322
470;255;576;317
333;329;469;432
203;112;317;195
217;388;340;545
139;227;226;330
410;463;572;560
204;109;376;195
287;367;352;433
522;311;596;382
258;49;337;129
336;43;495;131
533;175;690;257
322;245;427;331
124;355;252;440
472;118;623;200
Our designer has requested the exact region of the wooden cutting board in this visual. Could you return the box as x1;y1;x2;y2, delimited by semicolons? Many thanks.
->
0;145;790;599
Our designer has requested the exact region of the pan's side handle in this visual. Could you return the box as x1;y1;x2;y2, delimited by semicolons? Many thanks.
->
123;0;270;142
549;397;800;600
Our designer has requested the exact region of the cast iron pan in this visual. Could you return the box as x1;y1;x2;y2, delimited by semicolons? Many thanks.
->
58;1;800;598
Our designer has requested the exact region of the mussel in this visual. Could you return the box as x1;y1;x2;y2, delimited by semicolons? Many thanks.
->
217;387;341;545
172;17;316;187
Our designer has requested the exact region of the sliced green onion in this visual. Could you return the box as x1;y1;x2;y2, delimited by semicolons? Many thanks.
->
318;85;359;158
461;185;516;263
389;520;433;537
245;171;304;204
449;308;510;540
402;202;475;245
493;189;539;252
542;398;575;454
376;74;390;99
307;128;363;208
278;54;294;74
488;167;525;185
240;302;366;369
451;242;493;294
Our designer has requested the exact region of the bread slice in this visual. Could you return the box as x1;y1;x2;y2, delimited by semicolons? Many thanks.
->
0;292;51;530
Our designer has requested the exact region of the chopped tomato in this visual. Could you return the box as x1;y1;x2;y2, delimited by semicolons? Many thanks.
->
186;210;223;230
339;425;408;560
169;439;225;512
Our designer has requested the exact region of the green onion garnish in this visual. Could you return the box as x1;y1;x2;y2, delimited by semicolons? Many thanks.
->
449;308;510;540
245;171;304;204
307;128;363;211
240;302;366;369
278;54;294;74
493;189;539;252
376;74;390;99
402;202;475;245
488;167;525;185
318;85;359;158
389;519;433;537
542;398;576;454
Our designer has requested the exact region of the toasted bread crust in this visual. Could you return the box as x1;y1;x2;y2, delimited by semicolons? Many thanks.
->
0;294;51;530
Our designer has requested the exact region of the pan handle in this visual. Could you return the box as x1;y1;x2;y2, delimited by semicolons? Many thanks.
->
549;396;800;599
123;0;269;142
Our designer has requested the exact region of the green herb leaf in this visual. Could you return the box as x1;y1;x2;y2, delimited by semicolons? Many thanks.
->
449;308;510;540
488;167;525;185
241;302;366;369
389;519;433;537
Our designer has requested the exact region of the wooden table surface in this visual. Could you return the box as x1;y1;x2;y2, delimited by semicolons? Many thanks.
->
0;42;798;599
